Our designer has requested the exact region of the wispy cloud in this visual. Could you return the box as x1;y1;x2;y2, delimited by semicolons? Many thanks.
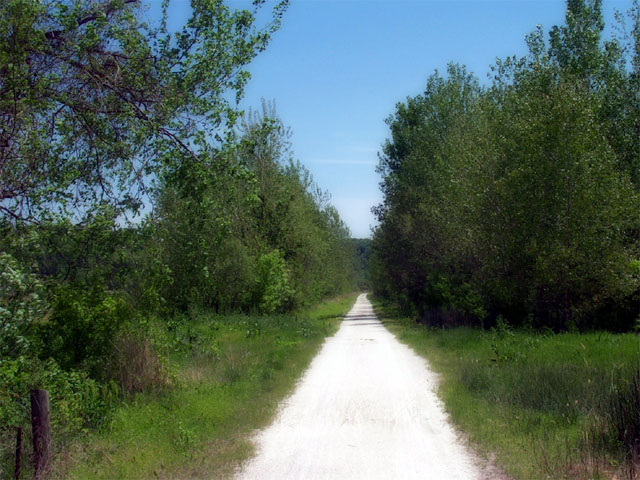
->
309;158;378;166
345;145;379;154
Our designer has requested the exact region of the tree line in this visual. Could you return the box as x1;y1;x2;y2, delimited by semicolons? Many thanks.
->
372;0;640;331
0;0;356;466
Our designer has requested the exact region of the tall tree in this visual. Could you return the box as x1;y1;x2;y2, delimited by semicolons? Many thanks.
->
372;2;640;329
549;0;606;86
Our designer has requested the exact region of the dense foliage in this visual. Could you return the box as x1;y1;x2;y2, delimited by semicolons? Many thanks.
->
350;238;372;290
152;101;355;314
372;0;640;331
0;1;356;476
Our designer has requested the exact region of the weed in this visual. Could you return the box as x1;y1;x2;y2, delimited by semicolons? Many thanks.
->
176;421;197;452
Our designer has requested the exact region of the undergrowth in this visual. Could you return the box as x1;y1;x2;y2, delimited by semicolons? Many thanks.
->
374;300;640;480
54;292;358;479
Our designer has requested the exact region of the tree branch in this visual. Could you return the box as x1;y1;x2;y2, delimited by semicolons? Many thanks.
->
45;0;139;44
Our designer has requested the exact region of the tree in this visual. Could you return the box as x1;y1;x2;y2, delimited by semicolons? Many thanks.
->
372;3;640;329
481;66;638;327
374;64;487;321
236;102;355;306
0;0;288;223
151;101;356;313
549;0;607;86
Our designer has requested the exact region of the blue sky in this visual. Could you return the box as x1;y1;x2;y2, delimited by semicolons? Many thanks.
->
163;0;634;238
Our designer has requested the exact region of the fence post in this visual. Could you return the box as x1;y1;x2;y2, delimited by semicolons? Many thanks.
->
30;389;51;479
14;426;22;480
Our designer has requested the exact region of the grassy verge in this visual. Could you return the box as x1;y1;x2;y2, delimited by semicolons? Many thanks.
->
373;300;640;480
56;293;358;479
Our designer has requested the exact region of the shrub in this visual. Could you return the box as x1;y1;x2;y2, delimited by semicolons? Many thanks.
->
0;252;47;358
36;286;130;378
253;250;294;314
0;356;117;478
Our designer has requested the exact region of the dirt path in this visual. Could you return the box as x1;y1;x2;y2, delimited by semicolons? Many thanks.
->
235;294;485;479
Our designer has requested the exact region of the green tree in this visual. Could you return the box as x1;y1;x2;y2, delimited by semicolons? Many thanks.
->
482;66;638;327
0;0;288;223
152;101;356;313
236;102;355;306
374;64;486;321
372;2;640;329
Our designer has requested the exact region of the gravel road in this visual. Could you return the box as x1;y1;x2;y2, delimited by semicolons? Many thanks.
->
235;294;485;480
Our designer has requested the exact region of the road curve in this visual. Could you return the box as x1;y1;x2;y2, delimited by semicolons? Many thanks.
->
235;294;482;480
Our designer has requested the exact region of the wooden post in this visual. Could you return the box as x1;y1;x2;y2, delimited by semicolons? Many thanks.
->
30;389;51;479
14;426;22;480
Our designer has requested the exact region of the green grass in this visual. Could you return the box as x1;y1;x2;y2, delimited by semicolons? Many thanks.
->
373;300;640;480
57;293;359;479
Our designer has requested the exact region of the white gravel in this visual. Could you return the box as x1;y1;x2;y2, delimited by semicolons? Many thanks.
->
235;294;484;480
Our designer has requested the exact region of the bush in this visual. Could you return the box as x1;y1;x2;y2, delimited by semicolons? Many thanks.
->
0;356;118;478
36;286;130;378
253;250;294;314
0;252;47;358
0;356;115;431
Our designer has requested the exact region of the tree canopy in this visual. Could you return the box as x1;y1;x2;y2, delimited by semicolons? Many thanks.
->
0;0;287;222
372;0;640;331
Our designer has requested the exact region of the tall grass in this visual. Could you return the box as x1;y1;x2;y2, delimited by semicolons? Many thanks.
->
375;301;640;479
599;365;640;476
113;331;172;395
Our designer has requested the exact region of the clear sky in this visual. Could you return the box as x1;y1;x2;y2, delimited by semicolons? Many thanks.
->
163;0;634;238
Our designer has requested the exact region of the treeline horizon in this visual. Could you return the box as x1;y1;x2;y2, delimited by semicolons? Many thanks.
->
372;0;640;331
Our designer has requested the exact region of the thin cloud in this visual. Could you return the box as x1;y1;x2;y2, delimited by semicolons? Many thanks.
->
309;158;378;166
345;145;379;154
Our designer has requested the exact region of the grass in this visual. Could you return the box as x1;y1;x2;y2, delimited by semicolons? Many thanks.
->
56;293;359;479
373;300;640;480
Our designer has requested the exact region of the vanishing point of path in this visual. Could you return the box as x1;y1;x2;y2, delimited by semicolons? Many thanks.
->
235;294;486;480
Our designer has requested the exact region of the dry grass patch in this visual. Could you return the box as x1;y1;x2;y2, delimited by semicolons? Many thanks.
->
113;332;172;395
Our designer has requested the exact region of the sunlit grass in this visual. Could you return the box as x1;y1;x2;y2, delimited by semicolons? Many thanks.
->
374;300;640;480
59;293;358;479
